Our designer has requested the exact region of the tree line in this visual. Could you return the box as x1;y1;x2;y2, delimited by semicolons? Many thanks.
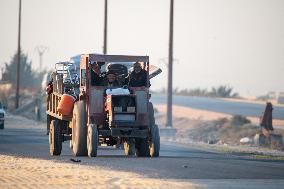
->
159;85;239;98
1;50;45;90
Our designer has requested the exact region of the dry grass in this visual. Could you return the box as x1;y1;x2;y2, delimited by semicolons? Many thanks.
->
155;104;284;147
187;116;284;146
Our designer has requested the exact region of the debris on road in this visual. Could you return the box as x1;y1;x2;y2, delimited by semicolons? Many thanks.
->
70;158;81;163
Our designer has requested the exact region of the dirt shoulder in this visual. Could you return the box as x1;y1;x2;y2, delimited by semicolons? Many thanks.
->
155;103;284;155
0;154;198;189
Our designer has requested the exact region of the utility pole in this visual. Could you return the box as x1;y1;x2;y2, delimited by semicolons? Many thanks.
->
15;0;22;109
166;0;174;128
103;0;108;54
35;46;48;72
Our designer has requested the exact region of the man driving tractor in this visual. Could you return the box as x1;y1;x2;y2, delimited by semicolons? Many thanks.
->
100;70;120;87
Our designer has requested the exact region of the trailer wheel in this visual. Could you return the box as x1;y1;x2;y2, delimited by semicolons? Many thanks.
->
135;138;150;157
72;101;87;156
49;119;62;156
124;138;136;156
87;124;98;157
149;124;160;157
46;115;52;135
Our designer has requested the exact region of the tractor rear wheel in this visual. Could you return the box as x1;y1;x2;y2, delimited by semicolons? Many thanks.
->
148;102;160;157
149;124;160;157
135;138;150;157
87;124;98;157
124;138;136;156
148;102;155;126
49;119;62;156
72;101;87;156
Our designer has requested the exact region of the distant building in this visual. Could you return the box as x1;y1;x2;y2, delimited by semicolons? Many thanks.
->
257;91;277;101
0;81;12;92
267;91;277;99
278;92;284;104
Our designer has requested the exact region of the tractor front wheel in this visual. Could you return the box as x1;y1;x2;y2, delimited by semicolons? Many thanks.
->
149;124;160;157
87;124;98;157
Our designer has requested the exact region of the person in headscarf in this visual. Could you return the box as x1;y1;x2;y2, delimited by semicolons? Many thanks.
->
127;62;149;87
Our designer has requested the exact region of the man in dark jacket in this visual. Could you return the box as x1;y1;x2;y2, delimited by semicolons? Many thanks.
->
127;62;149;87
101;70;120;87
90;62;102;86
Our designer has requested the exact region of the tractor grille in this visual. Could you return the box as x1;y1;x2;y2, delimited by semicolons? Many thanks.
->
113;114;135;121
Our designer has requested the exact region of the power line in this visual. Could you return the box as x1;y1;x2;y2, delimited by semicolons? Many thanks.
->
35;46;48;72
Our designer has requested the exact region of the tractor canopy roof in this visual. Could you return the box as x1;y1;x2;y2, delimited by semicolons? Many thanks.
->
87;54;149;63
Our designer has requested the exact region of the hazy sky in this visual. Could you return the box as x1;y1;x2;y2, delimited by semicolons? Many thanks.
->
1;0;284;96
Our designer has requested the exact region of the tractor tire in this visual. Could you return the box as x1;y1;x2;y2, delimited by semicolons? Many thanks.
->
135;138;150;157
0;123;4;130
148;102;160;157
149;124;160;157
69;120;73;149
148;102;155;126
87;124;98;157
124;138;136;156
72;101;88;156
49;119;62;156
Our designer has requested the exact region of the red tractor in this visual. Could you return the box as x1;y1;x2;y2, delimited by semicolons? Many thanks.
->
46;54;161;157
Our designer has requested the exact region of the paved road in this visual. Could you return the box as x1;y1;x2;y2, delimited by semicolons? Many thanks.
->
151;94;284;120
1;114;284;183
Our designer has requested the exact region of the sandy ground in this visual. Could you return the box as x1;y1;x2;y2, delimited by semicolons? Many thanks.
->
2;154;284;189
0;155;198;189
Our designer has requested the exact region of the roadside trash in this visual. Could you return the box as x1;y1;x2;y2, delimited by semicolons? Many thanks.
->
70;158;81;163
216;140;228;146
240;137;253;145
207;140;217;144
